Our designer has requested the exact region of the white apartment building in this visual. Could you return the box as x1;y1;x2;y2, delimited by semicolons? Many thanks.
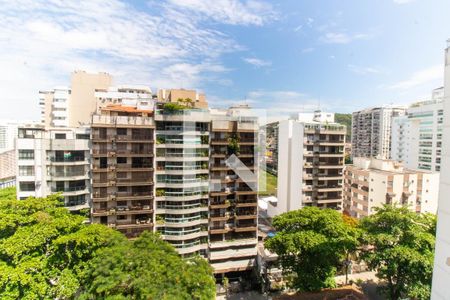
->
16;125;91;210
40;71;112;127
343;157;439;219
431;41;450;299
391;88;444;172
352;106;406;159
268;111;346;217
0;120;19;152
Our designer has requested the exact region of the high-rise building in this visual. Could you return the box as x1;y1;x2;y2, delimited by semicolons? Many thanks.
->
89;96;259;274
351;106;406;159
391;88;444;172
154;106;211;258
343;157;439;219
431;41;450;299
40;71;112;127
16;125;91;210
267;111;346;217
91;99;155;239
208;105;258;273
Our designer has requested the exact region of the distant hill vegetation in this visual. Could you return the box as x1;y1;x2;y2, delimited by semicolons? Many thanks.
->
335;113;352;141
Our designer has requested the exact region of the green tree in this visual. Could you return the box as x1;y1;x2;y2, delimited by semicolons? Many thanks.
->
335;113;352;141
359;205;436;300
0;194;123;299
0;187;16;201
265;207;360;292
79;231;215;300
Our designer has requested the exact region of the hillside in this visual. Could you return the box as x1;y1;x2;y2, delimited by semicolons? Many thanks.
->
335;113;352;141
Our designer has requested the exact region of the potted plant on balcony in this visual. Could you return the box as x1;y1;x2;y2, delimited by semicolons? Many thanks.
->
227;134;240;155
156;136;165;145
156;189;166;197
156;215;165;225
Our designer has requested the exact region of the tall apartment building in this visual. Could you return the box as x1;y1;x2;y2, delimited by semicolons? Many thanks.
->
40;71;112;127
89;97;259;274
343;157;439;219
208;106;258;273
91;100;155;239
16;125;91;209
431;41;450;299
352;106;406;159
391;88;444;172
267;111;346;217
154;107;211;258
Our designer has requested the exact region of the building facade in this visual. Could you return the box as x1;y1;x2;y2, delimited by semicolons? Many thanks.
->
40;71;113;127
0;150;16;188
352;106;406;159
89;97;259;274
208;106;258;273
91;100;155;239
431;41;450;299
268;112;346;217
391;88;444;172
343;157;439;219
16;125;91;210
0;121;19;152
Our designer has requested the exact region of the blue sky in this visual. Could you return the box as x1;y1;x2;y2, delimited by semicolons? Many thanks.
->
1;0;449;121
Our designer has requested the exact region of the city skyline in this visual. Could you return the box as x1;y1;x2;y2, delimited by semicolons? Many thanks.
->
1;0;450;122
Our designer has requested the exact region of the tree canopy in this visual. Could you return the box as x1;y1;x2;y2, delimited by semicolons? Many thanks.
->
0;193;215;299
79;232;216;300
0;194;123;299
265;207;360;292
359;205;436;300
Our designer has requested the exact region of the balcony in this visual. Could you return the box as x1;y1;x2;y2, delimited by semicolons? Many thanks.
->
116;191;153;200
92;115;155;127
116;178;154;186
116;135;154;143
115;218;153;229
210;138;228;145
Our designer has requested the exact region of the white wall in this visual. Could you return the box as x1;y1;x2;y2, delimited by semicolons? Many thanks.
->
431;44;450;299
269;120;303;217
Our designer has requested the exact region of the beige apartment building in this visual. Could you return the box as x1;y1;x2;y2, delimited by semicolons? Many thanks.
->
157;88;208;109
40;71;113;127
343;157;439;218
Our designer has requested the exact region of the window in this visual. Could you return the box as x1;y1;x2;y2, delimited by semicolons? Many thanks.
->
67;195;86;206
117;128;127;135
117;215;127;220
20;181;35;191
117;157;127;164
118;186;127;192
76;134;90;139
55;133;66;139
19;166;34;176
19;150;34;160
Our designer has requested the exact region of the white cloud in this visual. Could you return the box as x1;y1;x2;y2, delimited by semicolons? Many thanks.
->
0;0;276;120
388;65;443;90
165;0;277;25
348;64;382;75
242;57;272;67
321;32;370;44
